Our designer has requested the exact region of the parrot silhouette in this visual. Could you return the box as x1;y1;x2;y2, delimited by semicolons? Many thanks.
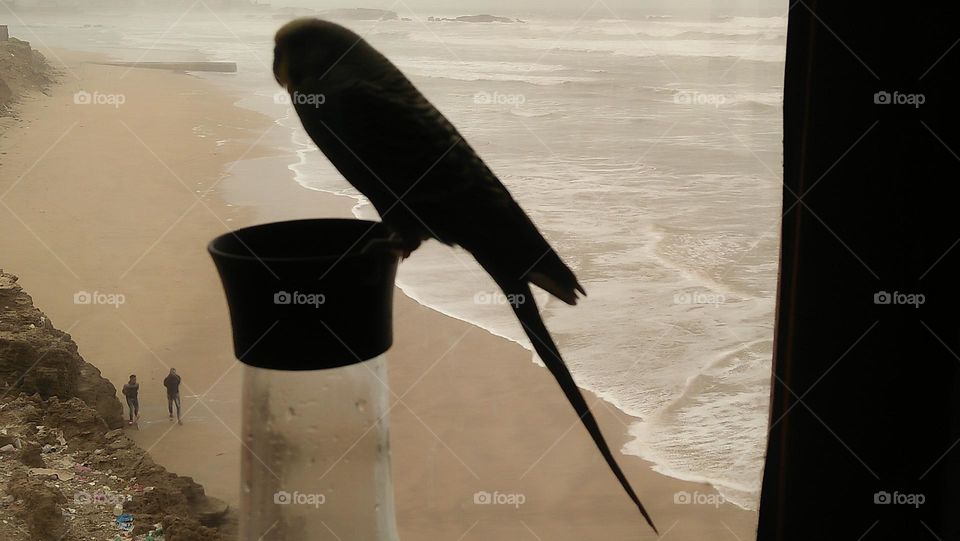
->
274;18;656;533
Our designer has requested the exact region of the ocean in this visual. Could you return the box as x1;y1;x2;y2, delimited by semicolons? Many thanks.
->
10;8;784;510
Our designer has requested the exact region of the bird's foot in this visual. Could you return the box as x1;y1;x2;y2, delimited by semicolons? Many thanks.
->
398;236;420;260
382;231;420;260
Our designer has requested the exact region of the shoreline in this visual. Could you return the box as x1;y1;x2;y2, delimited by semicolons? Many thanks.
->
1;47;758;539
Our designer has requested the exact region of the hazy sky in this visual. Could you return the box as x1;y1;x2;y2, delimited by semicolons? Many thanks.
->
266;0;786;18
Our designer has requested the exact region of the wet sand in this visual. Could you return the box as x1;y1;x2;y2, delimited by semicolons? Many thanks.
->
0;49;758;539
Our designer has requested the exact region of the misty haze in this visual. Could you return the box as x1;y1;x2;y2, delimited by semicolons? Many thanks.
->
0;1;783;539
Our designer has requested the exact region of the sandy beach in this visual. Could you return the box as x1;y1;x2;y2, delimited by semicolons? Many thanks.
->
0;48;758;540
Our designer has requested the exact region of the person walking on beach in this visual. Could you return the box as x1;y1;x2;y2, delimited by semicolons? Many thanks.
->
122;375;139;425
164;368;183;425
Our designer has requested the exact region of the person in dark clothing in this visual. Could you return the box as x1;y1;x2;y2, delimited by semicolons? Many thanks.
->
121;374;139;425
164;368;182;425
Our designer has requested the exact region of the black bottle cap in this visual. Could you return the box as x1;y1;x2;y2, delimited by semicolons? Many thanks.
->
208;219;399;370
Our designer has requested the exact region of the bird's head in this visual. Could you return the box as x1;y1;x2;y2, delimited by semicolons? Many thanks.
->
274;18;366;90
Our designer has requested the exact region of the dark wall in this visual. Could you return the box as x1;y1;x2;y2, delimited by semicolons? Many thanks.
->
759;2;960;539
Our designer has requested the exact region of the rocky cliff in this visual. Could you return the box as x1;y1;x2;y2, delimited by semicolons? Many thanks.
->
0;37;55;117
0;271;234;540
0;271;124;428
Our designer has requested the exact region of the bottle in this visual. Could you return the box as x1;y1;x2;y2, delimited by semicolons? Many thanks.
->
242;355;397;540
210;219;401;541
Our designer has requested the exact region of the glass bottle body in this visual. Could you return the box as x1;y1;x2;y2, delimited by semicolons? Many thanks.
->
240;355;399;541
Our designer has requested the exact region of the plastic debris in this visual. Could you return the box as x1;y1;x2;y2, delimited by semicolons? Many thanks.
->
115;512;134;531
28;467;76;481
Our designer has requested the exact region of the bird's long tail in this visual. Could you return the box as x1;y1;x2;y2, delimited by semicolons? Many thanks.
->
494;278;658;533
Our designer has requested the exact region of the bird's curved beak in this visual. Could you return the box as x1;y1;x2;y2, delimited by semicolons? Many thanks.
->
273;48;288;89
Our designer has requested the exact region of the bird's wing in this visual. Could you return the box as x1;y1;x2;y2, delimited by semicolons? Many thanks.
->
300;75;583;301
310;75;508;203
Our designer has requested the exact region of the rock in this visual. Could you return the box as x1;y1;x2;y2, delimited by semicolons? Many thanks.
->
162;515;220;541
75;361;124;429
18;441;44;467
453;14;520;23
427;14;523;23
42;397;108;448
196;496;230;527
7;474;67;540
0;444;14;452
104;428;123;440
108;436;133;450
